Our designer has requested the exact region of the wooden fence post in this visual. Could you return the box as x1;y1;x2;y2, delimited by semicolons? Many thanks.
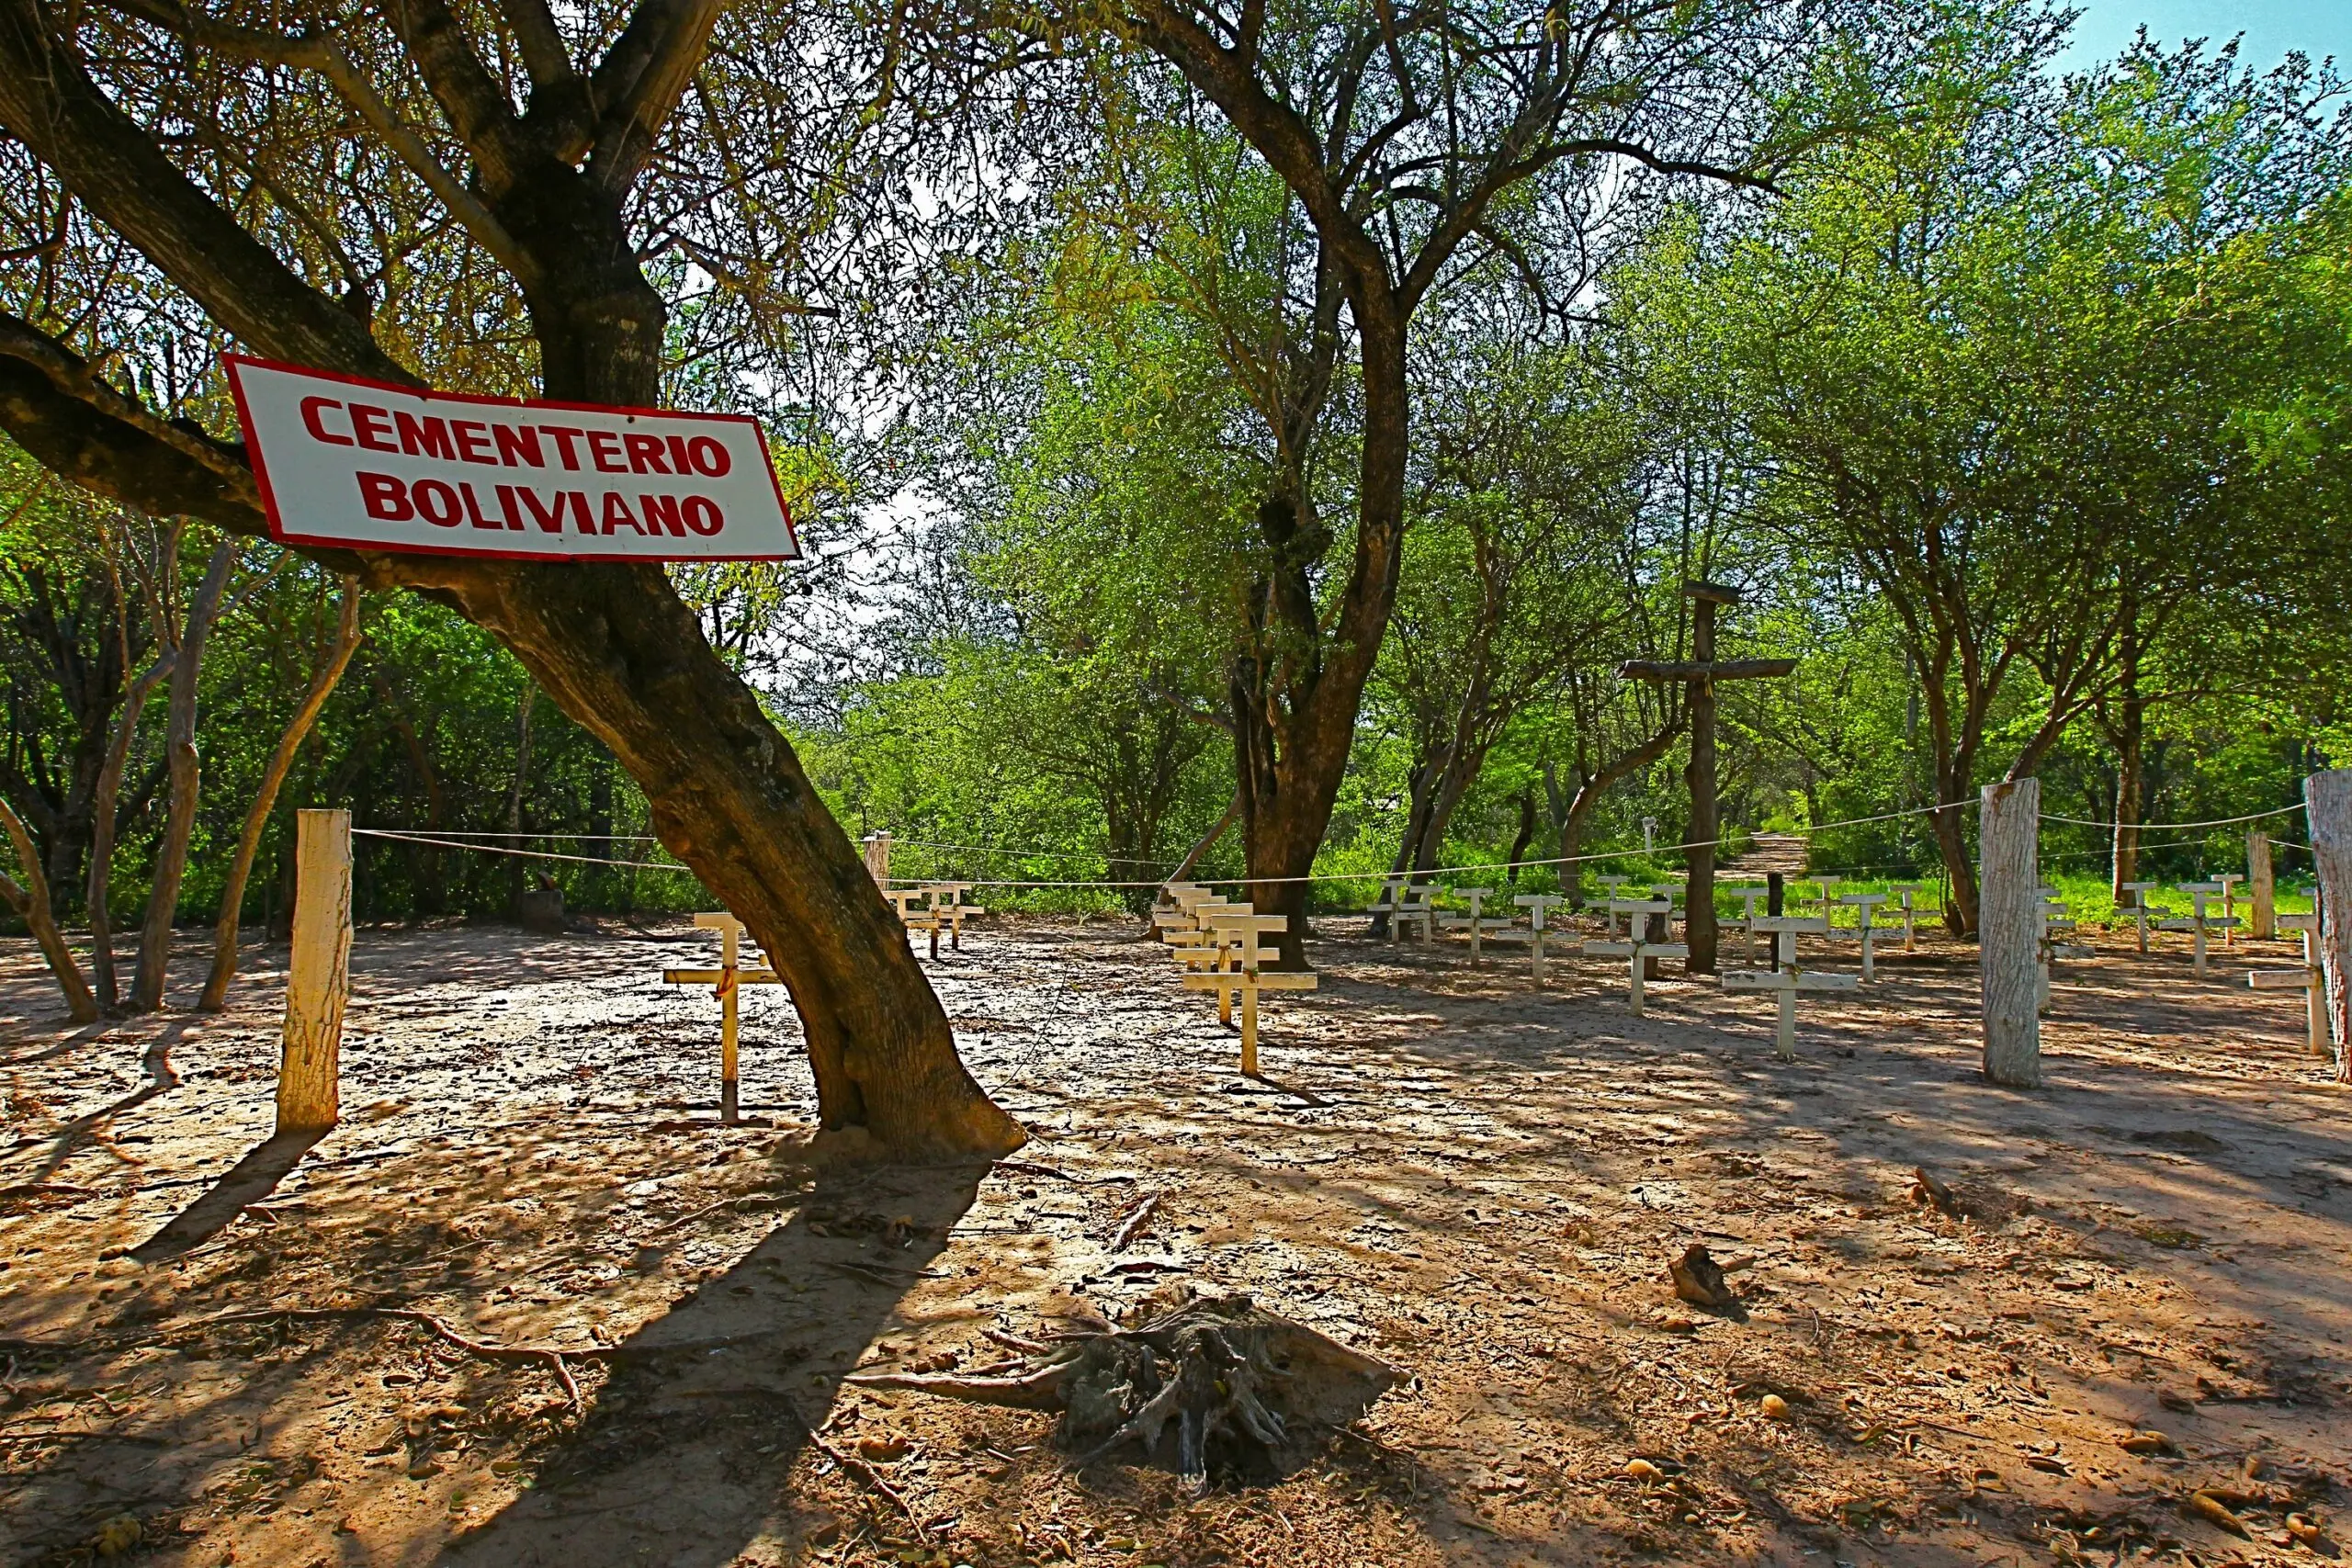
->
863;831;891;887
276;809;352;1133
1980;777;2041;1089
2304;773;2352;1080
2247;830;2275;940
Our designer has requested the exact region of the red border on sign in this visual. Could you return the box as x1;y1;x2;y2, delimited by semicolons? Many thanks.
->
222;354;802;563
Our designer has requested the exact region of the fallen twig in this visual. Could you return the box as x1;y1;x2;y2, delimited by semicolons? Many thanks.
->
1109;1192;1163;1252
783;1402;927;1542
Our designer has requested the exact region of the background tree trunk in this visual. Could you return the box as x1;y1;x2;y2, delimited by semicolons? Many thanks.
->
87;646;175;1009
130;539;241;1011
200;579;363;1011
0;791;98;1021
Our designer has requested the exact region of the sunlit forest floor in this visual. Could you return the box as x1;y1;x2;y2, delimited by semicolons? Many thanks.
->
4;913;2349;1568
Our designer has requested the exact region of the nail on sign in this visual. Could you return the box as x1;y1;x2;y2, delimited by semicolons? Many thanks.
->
225;355;800;562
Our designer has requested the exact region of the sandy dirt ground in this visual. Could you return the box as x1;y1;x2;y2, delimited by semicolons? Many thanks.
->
3;909;2349;1568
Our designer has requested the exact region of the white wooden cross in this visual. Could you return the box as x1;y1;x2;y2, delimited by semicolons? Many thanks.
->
1583;900;1686;1016
2249;910;2328;1058
1363;876;1406;934
1154;881;1207;931
1730;886;1770;964
1835;893;1890;981
1182;912;1315;1072
1888;886;1921;951
2035;891;2092;1016
1595;875;1633;934
2161;882;2240;978
1507;894;1569;985
2213;873;2245;946
1437;886;1513;964
2117;881;2161;953
1648;884;1682;936
1812;875;1843;928
1391;882;1440;943
660;911;782;1123
1747;914;1821;970
1721;964;1859;1061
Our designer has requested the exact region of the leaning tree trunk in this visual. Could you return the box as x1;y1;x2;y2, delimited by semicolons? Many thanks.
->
0;22;1021;1156
1930;783;1982;937
199;578;363;1011
87;646;176;1009
130;539;242;1012
0;792;98;1021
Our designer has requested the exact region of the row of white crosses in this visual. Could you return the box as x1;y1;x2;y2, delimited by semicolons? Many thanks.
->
2116;879;2245;974
1157;882;1315;1073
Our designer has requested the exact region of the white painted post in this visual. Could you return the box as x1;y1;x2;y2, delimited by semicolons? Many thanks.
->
1980;778;2041;1089
1731;887;1768;964
2215;873;2245;947
1514;895;1566;985
2253;912;2327;1058
2305;772;2352;1078
2119;882;2159;953
276;808;352;1134
1890;886;1920;951
2248;832;2275;940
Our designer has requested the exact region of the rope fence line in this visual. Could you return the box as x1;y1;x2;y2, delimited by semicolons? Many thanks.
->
353;795;2311;896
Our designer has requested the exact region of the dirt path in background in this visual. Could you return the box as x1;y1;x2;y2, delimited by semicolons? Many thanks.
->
3;915;2347;1568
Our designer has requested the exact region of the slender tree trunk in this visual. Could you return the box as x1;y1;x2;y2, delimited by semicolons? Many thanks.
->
2109;697;2145;901
1506;790;1536;885
199;579;363;1011
0;792;97;1021
130;539;241;1012
87;647;175;1009
505;683;535;911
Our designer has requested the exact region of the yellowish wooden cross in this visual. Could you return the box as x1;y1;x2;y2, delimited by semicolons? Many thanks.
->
660;911;780;1122
1181;912;1315;1073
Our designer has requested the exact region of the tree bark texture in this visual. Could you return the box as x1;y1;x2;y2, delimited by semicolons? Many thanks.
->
0;791;98;1020
1978;777;2041;1089
200;579;363;1011
276;808;351;1133
2304;771;2352;1082
1681;598;1722;975
0;6;1021;1154
2108;691;2145;901
2247;829;2274;941
130;539;241;1012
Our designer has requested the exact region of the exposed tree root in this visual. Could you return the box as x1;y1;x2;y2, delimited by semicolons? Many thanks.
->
848;1287;1398;1487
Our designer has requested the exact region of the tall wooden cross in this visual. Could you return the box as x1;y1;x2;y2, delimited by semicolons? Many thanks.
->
1620;581;1796;975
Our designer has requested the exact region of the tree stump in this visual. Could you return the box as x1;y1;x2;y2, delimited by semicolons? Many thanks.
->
847;1289;1397;1487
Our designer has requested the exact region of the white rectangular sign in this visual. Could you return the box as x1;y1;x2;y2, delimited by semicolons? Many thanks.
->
226;355;799;562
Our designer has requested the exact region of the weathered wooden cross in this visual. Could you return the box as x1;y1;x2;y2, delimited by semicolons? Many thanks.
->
1834;893;1889;981
660;910;782;1122
2117;881;2161;953
1620;581;1797;975
1583;900;1686;1015
1721;961;1858;1061
2161;882;2240;978
1182;912;1316;1073
1888;885;1921;951
2035;890;2092;1016
2249;910;2327;1057
1438;886;1515;964
1508;894;1570;984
